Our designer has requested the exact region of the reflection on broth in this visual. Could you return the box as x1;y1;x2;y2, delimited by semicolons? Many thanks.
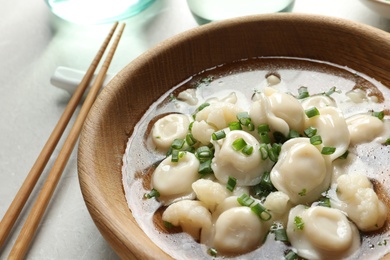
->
122;57;390;259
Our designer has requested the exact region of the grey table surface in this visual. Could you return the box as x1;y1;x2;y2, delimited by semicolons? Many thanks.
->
1;0;389;259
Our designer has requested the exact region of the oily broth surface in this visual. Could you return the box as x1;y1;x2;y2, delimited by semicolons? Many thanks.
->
122;57;390;259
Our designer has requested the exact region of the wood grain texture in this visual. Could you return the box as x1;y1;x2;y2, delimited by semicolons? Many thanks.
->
77;13;390;259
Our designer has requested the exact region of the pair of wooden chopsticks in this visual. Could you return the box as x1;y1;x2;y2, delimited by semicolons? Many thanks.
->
0;22;126;259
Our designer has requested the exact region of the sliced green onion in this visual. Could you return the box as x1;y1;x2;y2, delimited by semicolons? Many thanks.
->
212;130;226;140
198;159;213;174
285;250;298;260
171;139;185;149
324;86;341;96
268;144;281;162
322;146;336;155
237;112;251;126
259;171;274;192
298;188;307;196
163;221;174;229
251;203;272;221
247;123;255;131
237;193;255;207
228;121;242;131
259;132;271;144
305;107;320;118
257;124;270;133
297;86;310;99
196;146;212;160
208;248;218;257
273;131;286;144
242;145;254;156
372;110;385;120
226;176;237;192
318;197;331;208
259;144;269;160
166;147;173;157
385;138;390;145
304;126;317;138
294;216;304;230
188;121;194;131
195;102;210;113
338;150;349;159
271;225;289;242
232;138;247;151
288;129;300;139
310;135;322;145
185;133;197;146
171;149;185;162
144;188;160;199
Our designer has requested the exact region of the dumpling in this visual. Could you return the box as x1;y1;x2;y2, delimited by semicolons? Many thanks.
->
270;138;332;205
192;179;229;212
305;106;350;160
330;172;388;231
346;114;384;144
152;113;191;152
162;200;212;240
191;120;216;145
300;95;337;110
287;205;361;260
152;152;199;205
212;207;266;254
212;130;273;186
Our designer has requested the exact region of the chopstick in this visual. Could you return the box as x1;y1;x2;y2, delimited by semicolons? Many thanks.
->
3;22;125;259
0;22;119;251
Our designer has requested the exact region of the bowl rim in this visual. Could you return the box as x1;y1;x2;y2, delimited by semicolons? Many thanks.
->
78;12;390;259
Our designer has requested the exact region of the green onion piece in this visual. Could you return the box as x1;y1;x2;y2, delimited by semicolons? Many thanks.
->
251;203;272;221
144;188;160;199
268;144;281;162
294;216;304;230
259;132;271;144
298;188;307;196
338;150;349;159
297;86;310;99
318;197;331;208
196;146;212;160
237;193;255;207
385;138;390;145
198;159;213;174
228;121;242;131
310;135;322;145
163;221;174;229
259;144;269;160
324;86;341;96
195;102;210;113
304;126;317;138
232;138;247;151
285;250;298;260
322;146;336;155
171;139;185;149
259;171;274;191
166;147;173;157
185;133;197;146
208;248;218;257
242;145;254;156
273;227;289;242
273;131;287;144
288;129;300;139
257;124;270;133
247;123;255;131
226;176;237;192
212;130;226;140
305;107;320;118
188;121;194;131
237;112;251;126
372;110;385;120
171;149;185;162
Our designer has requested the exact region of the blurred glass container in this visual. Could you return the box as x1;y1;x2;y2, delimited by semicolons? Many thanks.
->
187;0;295;25
45;0;155;24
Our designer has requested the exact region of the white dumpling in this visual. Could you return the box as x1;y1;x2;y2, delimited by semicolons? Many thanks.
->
152;152;199;205
195;101;244;130
177;88;198;105
191;120;216;145
263;191;292;224
270;138;332;205
212;130;272;186
346;114;384;144
192;179;229;212
213;207;265;254
264;87;306;133
162;200;212;240
300;95;337;110
330;172;388;231
305;106;350;160
248;97;268;127
287;205;360;260
152;113;190;152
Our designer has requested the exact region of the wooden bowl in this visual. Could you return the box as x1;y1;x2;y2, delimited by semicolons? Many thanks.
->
77;13;390;259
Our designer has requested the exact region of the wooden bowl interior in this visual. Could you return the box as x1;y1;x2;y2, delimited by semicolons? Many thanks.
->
77;13;390;259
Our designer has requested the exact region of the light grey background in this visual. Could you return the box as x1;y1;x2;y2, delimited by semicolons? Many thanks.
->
0;0;389;259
